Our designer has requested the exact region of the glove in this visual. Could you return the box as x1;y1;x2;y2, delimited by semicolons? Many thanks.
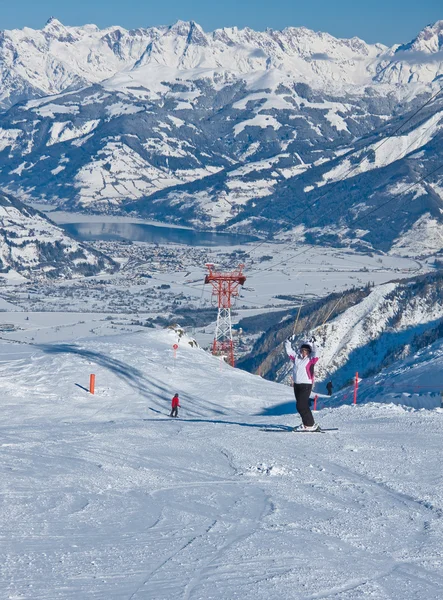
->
309;335;317;343
288;336;298;351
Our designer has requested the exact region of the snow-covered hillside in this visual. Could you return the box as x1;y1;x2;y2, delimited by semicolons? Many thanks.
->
316;273;443;387
141;89;443;252
0;191;116;277
0;326;442;599
378;20;443;84
242;269;443;393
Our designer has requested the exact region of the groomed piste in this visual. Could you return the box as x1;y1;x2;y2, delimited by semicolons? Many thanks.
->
1;328;442;599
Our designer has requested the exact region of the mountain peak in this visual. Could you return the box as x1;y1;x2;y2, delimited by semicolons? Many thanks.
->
167;20;208;46
168;20;195;34
44;17;64;29
427;20;443;33
397;20;443;54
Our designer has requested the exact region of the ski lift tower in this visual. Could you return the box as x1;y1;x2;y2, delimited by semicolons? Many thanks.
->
205;263;246;367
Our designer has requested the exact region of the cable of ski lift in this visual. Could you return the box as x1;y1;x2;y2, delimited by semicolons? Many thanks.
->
146;272;281;310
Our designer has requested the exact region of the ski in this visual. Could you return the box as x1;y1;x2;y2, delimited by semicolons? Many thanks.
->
292;427;338;433
260;428;293;433
261;427;338;433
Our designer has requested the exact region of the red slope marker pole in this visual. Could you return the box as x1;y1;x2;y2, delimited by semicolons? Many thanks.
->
313;395;318;411
353;372;359;405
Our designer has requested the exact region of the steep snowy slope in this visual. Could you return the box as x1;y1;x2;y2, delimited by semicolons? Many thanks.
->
350;335;443;408
0;326;442;599
376;20;443;84
0;191;116;277
315;273;443;387
242;270;443;391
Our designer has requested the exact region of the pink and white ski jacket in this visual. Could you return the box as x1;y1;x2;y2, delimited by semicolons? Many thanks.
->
285;339;320;385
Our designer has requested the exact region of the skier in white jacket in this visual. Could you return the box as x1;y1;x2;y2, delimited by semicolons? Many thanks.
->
285;336;320;431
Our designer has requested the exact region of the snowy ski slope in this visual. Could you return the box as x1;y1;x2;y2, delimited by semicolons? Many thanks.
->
0;328;442;599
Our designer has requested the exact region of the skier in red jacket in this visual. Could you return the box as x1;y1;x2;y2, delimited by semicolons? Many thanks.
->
170;393;180;418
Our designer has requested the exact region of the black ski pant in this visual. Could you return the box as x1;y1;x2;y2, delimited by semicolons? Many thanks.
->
170;407;178;418
293;383;314;427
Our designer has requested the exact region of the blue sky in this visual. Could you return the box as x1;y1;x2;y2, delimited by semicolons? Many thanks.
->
0;0;441;45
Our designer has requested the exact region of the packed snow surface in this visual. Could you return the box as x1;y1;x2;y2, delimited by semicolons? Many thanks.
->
1;328;442;599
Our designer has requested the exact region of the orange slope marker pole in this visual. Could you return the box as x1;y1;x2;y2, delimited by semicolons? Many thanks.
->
90;374;95;395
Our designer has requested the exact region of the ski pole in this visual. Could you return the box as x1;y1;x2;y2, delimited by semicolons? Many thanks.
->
321;292;345;326
293;283;308;335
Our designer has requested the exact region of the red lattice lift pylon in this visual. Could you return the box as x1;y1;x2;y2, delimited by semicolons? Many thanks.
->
205;263;246;367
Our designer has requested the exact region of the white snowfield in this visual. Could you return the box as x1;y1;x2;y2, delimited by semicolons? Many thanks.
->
1;328;442;599
317;110;443;188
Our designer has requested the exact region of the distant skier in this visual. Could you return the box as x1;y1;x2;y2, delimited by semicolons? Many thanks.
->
285;336;320;432
326;381;333;396
170;393;180;418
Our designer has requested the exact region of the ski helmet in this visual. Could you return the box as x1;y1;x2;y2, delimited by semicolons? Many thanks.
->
300;343;312;353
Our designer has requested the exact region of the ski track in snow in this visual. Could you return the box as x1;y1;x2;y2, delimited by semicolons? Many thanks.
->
0;329;442;599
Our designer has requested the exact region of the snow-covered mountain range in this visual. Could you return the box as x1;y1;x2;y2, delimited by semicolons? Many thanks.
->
0;19;442;252
1;17;442;109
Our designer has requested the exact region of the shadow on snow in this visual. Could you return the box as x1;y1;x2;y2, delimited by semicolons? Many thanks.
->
258;401;295;416
38;342;166;414
142;417;293;431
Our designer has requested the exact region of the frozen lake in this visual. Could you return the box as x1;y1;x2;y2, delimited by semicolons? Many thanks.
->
60;221;258;246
